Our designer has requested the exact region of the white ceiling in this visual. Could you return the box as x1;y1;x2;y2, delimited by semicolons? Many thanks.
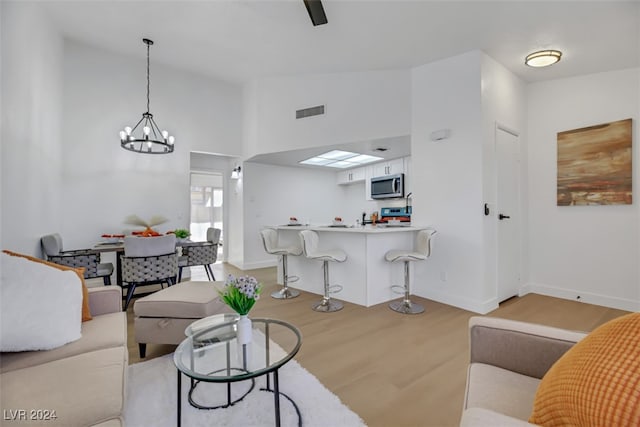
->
39;0;639;169
43;0;640;85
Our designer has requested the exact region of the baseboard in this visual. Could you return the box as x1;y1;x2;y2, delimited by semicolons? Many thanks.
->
227;259;277;271
415;288;498;315
521;282;640;312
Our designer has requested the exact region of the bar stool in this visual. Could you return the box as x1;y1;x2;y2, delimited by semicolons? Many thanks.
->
385;229;437;314
260;228;302;299
299;230;346;312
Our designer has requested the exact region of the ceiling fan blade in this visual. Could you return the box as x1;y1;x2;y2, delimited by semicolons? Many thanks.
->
303;0;328;26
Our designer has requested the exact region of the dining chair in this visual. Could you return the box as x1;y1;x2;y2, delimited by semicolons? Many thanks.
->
177;227;221;283
41;233;114;285
121;234;178;310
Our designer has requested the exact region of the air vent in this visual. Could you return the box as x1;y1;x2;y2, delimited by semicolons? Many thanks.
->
296;105;325;119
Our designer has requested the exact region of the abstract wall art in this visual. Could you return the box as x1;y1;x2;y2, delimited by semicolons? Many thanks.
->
557;118;632;206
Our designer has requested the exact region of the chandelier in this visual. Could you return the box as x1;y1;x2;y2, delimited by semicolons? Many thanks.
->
120;38;175;154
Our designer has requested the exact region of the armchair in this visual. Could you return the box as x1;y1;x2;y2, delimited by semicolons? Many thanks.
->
461;316;587;426
41;233;114;285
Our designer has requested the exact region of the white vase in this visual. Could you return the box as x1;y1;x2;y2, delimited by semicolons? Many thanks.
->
236;315;252;368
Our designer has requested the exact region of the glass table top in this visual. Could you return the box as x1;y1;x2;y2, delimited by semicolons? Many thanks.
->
174;314;302;383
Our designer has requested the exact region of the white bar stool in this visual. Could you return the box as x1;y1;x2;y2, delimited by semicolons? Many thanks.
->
260;228;302;299
299;230;347;312
385;229;437;314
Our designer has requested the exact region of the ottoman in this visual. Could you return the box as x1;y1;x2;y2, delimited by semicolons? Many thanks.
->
133;281;231;357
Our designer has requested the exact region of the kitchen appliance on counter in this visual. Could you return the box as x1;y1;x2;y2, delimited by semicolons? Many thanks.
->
379;206;412;225
371;173;404;199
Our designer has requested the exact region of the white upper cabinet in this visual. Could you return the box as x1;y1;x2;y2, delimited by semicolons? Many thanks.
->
336;167;366;185
371;158;405;177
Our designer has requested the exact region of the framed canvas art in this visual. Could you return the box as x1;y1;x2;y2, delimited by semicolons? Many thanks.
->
557;118;632;206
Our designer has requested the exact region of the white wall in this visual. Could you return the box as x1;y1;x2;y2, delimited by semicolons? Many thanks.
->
410;51;488;313
409;51;526;314
231;68;412;268
525;68;640;311
60;40;243;250
246;69;411;157
1;2;64;255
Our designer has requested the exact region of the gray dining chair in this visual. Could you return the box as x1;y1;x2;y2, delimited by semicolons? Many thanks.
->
121;234;178;310
177;227;221;282
41;233;114;285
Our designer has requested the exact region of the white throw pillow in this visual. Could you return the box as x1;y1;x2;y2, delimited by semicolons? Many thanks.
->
0;252;82;351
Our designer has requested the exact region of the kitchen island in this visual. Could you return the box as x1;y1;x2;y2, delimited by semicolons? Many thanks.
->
267;224;432;307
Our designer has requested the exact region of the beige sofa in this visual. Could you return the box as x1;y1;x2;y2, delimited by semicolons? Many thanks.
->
1;286;128;426
460;316;587;426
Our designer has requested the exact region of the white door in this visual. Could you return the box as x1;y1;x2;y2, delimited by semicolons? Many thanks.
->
496;126;521;302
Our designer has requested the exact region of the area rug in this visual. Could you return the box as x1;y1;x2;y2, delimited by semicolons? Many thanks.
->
124;353;366;427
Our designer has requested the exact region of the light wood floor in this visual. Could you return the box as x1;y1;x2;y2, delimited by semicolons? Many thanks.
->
124;263;629;427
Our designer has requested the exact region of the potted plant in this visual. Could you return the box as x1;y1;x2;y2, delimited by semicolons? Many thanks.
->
218;274;262;354
172;228;191;241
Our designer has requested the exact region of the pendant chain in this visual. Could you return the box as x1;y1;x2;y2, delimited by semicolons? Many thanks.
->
146;43;150;114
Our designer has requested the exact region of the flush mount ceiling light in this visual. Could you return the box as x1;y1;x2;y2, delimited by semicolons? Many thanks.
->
525;49;562;68
120;38;175;154
299;150;383;168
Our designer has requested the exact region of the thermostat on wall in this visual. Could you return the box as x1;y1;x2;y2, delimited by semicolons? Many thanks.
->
430;129;451;142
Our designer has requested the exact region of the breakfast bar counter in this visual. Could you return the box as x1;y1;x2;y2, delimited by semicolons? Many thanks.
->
267;224;432;307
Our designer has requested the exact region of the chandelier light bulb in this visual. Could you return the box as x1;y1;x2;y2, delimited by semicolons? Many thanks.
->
168;136;175;145
161;130;169;139
119;131;126;141
124;126;132;135
143;126;151;136
147;141;152;149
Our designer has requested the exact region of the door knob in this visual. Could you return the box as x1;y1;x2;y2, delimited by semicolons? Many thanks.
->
498;214;511;220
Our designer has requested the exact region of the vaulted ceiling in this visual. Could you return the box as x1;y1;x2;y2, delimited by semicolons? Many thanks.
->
42;1;639;84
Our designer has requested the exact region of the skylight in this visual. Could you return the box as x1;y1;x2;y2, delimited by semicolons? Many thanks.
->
300;150;383;169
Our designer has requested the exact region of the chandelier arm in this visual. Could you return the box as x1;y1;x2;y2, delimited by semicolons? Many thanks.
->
130;116;146;134
149;116;163;140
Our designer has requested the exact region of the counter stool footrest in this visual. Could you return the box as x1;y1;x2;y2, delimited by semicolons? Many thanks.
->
285;275;300;284
390;284;406;295
328;284;343;294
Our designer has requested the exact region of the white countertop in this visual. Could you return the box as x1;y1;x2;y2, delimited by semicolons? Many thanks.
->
269;224;429;233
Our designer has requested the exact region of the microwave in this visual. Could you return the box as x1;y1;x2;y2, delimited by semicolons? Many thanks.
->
371;173;404;199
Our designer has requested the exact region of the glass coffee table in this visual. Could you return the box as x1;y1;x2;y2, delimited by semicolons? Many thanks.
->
174;314;303;427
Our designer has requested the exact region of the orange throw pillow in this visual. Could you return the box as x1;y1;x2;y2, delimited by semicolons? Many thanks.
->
3;250;92;322
530;312;640;426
